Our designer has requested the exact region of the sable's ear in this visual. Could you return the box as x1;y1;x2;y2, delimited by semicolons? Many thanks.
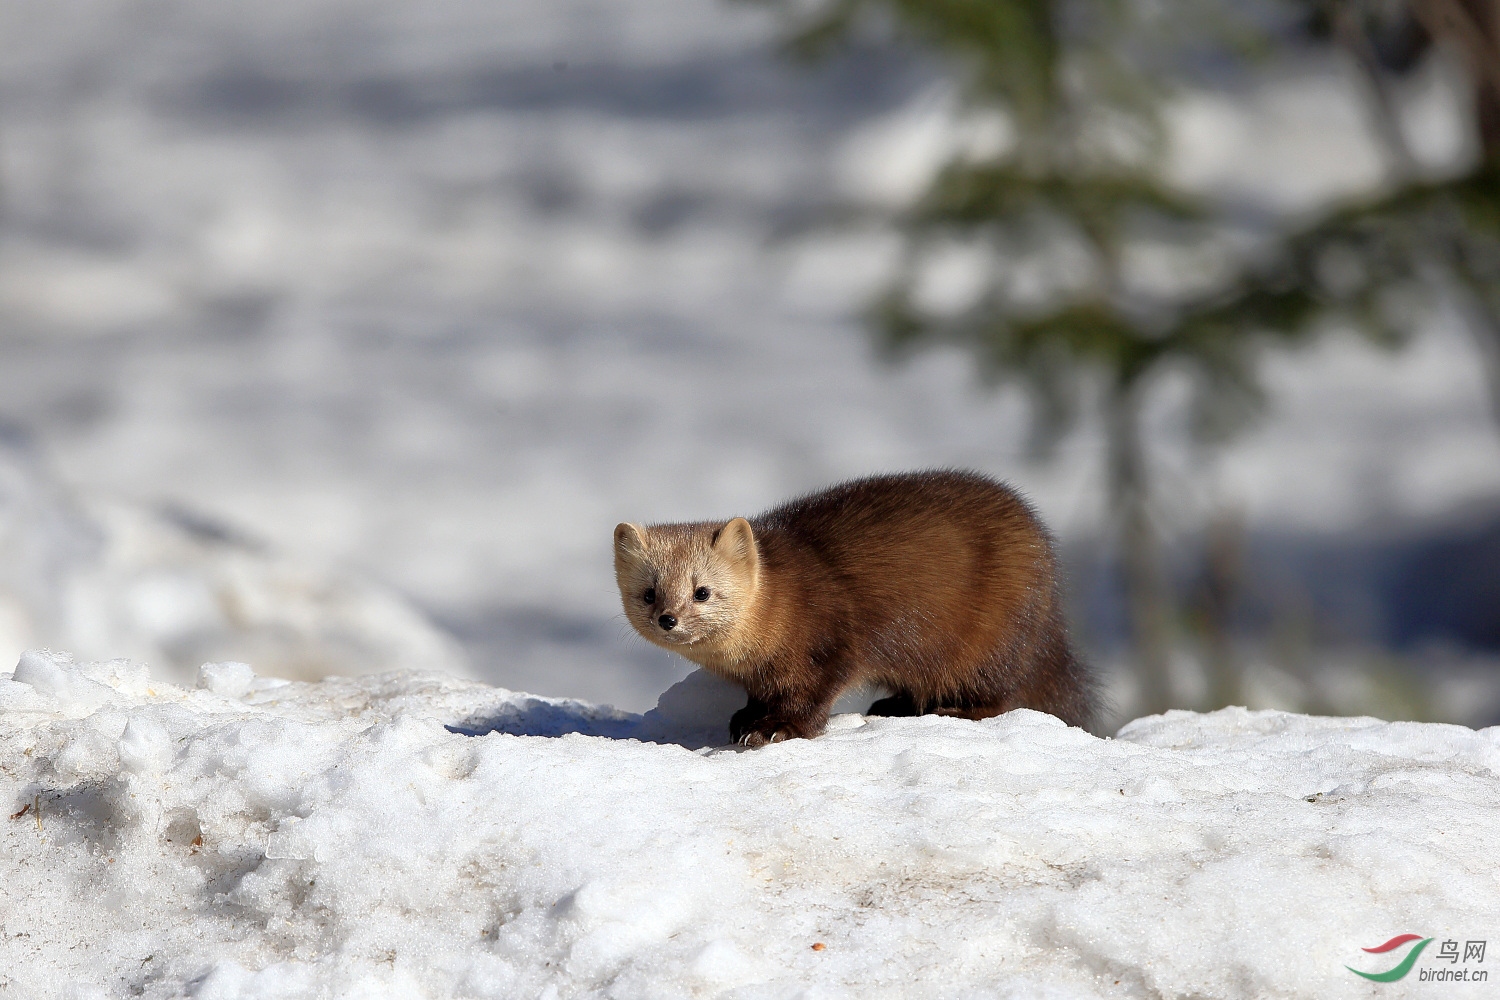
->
614;523;647;561
712;517;757;568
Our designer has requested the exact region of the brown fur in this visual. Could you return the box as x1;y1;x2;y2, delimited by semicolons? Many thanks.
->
614;470;1096;747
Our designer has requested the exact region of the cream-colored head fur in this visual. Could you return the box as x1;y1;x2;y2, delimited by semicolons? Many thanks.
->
613;517;760;667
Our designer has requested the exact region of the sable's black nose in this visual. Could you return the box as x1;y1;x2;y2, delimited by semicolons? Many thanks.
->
658;614;677;630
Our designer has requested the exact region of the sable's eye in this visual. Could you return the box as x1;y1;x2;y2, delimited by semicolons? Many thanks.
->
693;586;711;602
642;587;656;605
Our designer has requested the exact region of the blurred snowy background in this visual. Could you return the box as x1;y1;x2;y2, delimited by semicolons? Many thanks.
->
0;0;1496;726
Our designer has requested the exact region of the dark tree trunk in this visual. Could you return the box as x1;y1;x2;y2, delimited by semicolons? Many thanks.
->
1105;378;1174;717
1410;0;1500;159
1465;0;1500;160
1197;512;1245;710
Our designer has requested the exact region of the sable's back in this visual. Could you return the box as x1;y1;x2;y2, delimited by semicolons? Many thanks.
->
751;471;1052;618
753;471;1046;558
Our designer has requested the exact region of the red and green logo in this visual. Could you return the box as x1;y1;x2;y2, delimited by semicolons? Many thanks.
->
1347;935;1433;982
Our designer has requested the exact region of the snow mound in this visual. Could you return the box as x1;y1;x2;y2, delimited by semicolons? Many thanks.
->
0;441;469;685
2;651;1497;999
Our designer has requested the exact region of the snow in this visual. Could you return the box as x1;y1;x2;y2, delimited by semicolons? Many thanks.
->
0;442;470;689
3;650;1497;998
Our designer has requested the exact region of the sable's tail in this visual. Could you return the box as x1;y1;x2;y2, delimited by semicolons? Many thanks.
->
1059;646;1103;733
1039;601;1102;732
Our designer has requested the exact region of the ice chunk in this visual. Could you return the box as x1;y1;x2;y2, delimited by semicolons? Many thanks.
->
197;660;256;698
117;716;173;776
11;648;111;714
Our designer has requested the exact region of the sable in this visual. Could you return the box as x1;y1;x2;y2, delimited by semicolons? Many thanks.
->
614;470;1096;747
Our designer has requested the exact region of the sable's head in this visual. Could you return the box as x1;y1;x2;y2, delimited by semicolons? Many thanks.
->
613;517;759;655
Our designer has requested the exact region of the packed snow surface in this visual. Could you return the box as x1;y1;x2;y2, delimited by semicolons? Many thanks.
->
2;650;1497;999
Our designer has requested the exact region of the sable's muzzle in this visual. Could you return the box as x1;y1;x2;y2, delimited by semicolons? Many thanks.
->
658;614;677;630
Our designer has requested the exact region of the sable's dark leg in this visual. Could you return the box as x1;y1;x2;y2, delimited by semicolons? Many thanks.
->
734;666;848;748
729;696;772;744
867;691;920;717
734;694;834;747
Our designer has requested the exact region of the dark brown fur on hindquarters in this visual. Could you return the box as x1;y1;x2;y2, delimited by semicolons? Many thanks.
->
614;470;1097;747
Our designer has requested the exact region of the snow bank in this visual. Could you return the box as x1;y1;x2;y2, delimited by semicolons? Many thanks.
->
2;651;1497;999
0;442;470;686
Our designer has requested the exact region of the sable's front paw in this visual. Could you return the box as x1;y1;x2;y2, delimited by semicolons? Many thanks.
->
728;704;768;745
737;725;786;749
729;710;819;748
